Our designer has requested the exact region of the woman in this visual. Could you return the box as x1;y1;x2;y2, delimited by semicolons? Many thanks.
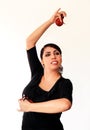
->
18;8;73;130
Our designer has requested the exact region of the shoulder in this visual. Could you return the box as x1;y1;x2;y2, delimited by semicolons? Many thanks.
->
59;76;73;89
58;76;73;103
61;76;72;83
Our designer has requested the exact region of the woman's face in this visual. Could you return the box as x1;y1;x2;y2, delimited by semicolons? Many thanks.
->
41;47;62;71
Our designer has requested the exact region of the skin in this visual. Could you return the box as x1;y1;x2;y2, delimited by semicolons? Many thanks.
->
39;46;62;92
18;8;72;113
41;47;62;72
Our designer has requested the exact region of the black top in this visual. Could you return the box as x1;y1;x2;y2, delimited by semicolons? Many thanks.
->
22;47;73;130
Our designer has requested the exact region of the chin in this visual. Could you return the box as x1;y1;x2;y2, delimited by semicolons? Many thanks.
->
50;67;59;71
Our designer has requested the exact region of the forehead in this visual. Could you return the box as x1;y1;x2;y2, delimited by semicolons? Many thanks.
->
43;47;59;53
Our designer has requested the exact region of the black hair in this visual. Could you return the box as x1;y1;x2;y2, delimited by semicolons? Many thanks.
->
40;43;62;59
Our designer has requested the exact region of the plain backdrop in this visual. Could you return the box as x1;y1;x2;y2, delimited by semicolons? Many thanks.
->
0;0;90;130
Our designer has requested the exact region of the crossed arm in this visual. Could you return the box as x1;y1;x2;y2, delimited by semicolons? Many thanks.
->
18;9;70;114
18;98;72;113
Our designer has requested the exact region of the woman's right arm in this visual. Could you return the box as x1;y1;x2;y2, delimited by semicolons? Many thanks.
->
26;8;66;50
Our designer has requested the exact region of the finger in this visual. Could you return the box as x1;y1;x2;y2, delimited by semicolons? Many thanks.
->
60;11;67;17
18;98;25;102
57;8;61;12
17;103;23;112
18;98;23;101
17;108;23;112
55;8;61;14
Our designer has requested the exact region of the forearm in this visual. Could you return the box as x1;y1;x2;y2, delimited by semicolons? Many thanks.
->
26;19;53;50
26;8;66;50
29;98;72;113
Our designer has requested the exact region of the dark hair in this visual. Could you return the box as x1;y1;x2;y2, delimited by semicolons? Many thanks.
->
40;43;62;59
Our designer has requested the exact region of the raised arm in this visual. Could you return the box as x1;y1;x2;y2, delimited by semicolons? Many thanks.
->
26;8;67;50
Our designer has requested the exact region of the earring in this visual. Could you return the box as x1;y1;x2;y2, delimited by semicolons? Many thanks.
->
59;65;63;74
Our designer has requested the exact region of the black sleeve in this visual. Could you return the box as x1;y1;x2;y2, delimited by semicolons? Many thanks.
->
59;78;73;103
27;46;43;78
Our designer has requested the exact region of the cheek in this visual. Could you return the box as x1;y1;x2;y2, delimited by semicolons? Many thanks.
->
60;57;62;62
41;58;48;65
58;57;62;63
44;59;49;65
42;59;51;67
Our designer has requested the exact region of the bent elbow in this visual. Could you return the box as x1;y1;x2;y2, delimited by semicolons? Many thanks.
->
65;102;72;111
62;99;72;112
26;38;35;50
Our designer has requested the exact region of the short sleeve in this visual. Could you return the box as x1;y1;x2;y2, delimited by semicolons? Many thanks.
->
27;46;43;78
58;79;73;103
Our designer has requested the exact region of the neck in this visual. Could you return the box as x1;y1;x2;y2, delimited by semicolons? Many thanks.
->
43;69;61;81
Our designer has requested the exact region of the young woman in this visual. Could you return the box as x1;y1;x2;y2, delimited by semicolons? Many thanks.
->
18;8;73;130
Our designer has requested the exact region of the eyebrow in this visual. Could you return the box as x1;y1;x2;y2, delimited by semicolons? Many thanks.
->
45;50;59;53
45;51;51;54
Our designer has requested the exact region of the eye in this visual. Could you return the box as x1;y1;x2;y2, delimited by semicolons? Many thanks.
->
55;52;60;55
45;53;51;57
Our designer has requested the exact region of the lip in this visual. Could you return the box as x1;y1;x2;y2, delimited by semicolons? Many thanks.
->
51;61;58;65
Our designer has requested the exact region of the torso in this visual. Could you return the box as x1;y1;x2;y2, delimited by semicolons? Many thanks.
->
39;75;61;92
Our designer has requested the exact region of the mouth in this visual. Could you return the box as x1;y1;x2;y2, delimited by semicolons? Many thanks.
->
51;61;58;65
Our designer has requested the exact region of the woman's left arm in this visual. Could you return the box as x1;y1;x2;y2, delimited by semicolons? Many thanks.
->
18;98;72;113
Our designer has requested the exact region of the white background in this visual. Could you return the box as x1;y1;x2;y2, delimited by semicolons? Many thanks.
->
0;0;90;130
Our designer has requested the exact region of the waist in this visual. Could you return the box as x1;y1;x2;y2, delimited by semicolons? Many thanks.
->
22;112;63;129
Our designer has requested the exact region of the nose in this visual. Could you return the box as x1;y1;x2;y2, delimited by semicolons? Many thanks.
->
51;53;56;59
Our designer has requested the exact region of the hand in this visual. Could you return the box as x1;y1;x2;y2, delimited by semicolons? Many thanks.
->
49;8;67;24
18;98;31;112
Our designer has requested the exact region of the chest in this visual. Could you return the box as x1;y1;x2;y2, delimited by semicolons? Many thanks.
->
39;80;56;92
39;75;61;92
23;76;64;102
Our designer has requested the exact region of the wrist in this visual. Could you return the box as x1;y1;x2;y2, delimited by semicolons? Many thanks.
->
48;19;54;25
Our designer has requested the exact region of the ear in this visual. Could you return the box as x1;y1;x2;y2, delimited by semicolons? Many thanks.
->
60;55;62;63
41;59;44;66
61;56;62;63
41;59;45;68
